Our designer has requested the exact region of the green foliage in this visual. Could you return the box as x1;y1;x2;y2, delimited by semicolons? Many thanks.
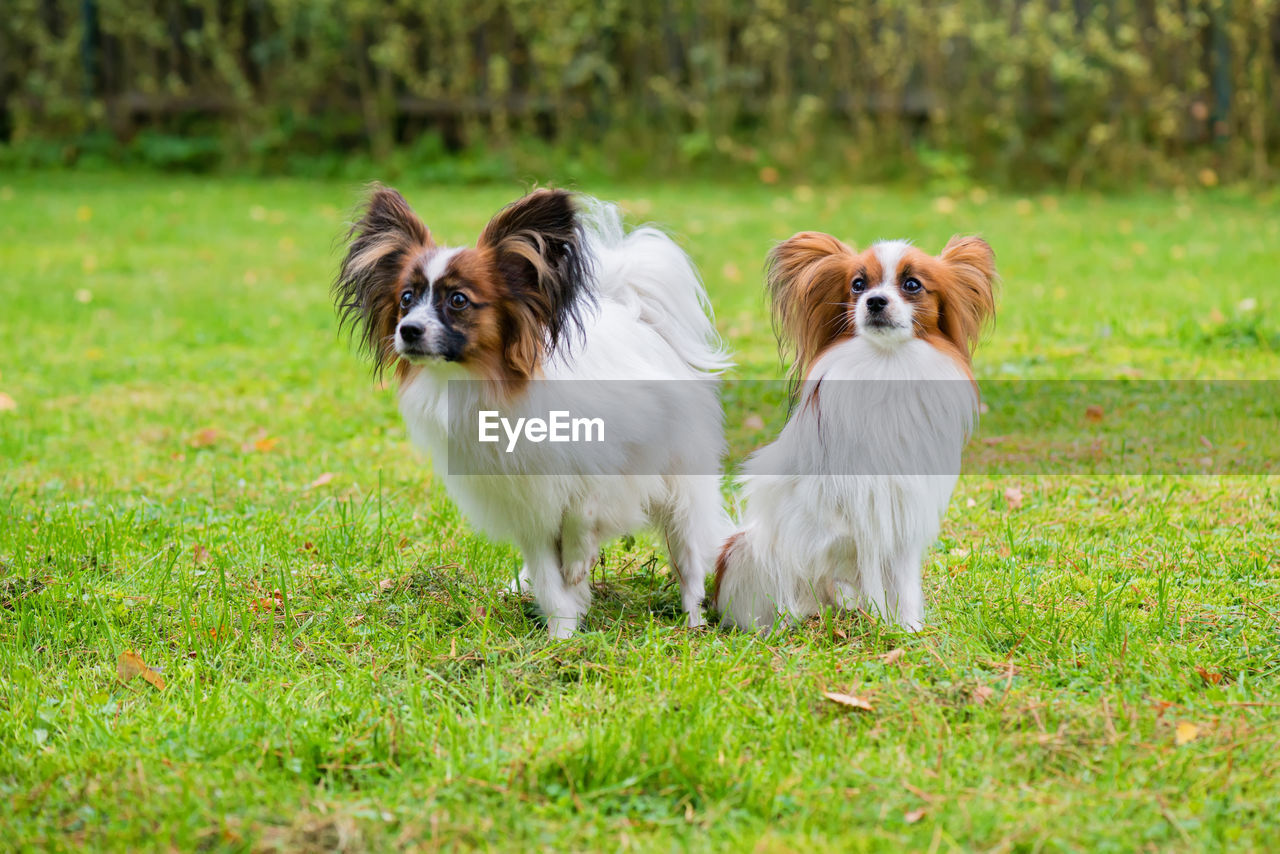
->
2;0;1278;185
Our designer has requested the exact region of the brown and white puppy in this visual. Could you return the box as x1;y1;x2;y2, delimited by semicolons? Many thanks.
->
335;187;730;638
715;236;997;632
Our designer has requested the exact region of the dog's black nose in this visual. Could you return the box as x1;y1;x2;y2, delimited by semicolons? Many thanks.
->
399;322;424;343
865;295;888;313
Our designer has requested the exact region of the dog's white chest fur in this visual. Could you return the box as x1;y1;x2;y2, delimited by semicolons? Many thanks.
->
719;336;978;632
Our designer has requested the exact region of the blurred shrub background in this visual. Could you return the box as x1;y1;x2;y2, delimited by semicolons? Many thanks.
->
2;0;1276;186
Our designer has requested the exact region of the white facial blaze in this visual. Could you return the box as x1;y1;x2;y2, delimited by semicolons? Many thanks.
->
855;240;915;345
423;247;462;285
396;247;464;356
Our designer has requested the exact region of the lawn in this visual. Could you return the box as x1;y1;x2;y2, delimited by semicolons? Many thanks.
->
1;172;1278;851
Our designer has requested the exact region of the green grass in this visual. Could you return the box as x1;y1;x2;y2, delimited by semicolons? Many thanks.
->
2;172;1279;851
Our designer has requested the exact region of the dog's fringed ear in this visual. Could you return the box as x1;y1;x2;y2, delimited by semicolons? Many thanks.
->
333;185;432;373
766;231;857;383
938;235;997;360
479;189;591;378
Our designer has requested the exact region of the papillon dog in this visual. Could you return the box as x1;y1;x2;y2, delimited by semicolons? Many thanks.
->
714;233;997;632
335;187;730;638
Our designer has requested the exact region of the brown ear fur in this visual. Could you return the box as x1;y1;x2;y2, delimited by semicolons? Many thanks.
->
333;185;432;374
479;189;591;380
766;232;857;382
937;236;997;361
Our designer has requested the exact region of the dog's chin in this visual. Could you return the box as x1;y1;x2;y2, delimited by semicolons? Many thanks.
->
859;318;913;347
396;347;448;365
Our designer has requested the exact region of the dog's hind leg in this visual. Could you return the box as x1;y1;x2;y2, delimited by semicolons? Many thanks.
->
885;545;925;632
558;507;600;588
659;475;728;628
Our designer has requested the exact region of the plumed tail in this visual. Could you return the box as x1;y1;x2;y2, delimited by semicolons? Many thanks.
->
579;199;732;375
712;527;780;632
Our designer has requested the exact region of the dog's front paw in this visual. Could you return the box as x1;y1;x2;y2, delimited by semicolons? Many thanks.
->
546;616;578;640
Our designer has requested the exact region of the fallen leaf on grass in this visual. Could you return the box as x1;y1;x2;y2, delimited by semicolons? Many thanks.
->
252;435;280;453
879;648;905;666
903;808;927;824
1195;666;1223;685
377;578;395;591
1175;721;1199;745
743;414;765;431
305;472;335;489
823;691;873;711
192;544;211;566
188;427;220;448
1003;486;1024;510
117;650;166;690
971;684;996;705
1085;405;1104;423
0;393;16;412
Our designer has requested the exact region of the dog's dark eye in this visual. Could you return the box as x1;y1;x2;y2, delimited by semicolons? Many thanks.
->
902;278;923;294
448;292;470;310
399;289;415;309
851;276;866;293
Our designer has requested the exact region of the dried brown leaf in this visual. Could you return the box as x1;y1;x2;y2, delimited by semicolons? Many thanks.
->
879;648;905;666
1085;405;1104;423
305;472;335;489
904;808;927;824
188;427;220;448
823;691;873;711
1175;720;1199;745
1003;486;1025;510
1195;666;1223;685
117;650;166;690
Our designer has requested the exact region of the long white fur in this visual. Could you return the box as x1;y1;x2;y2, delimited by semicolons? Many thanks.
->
398;200;731;638
717;243;978;632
